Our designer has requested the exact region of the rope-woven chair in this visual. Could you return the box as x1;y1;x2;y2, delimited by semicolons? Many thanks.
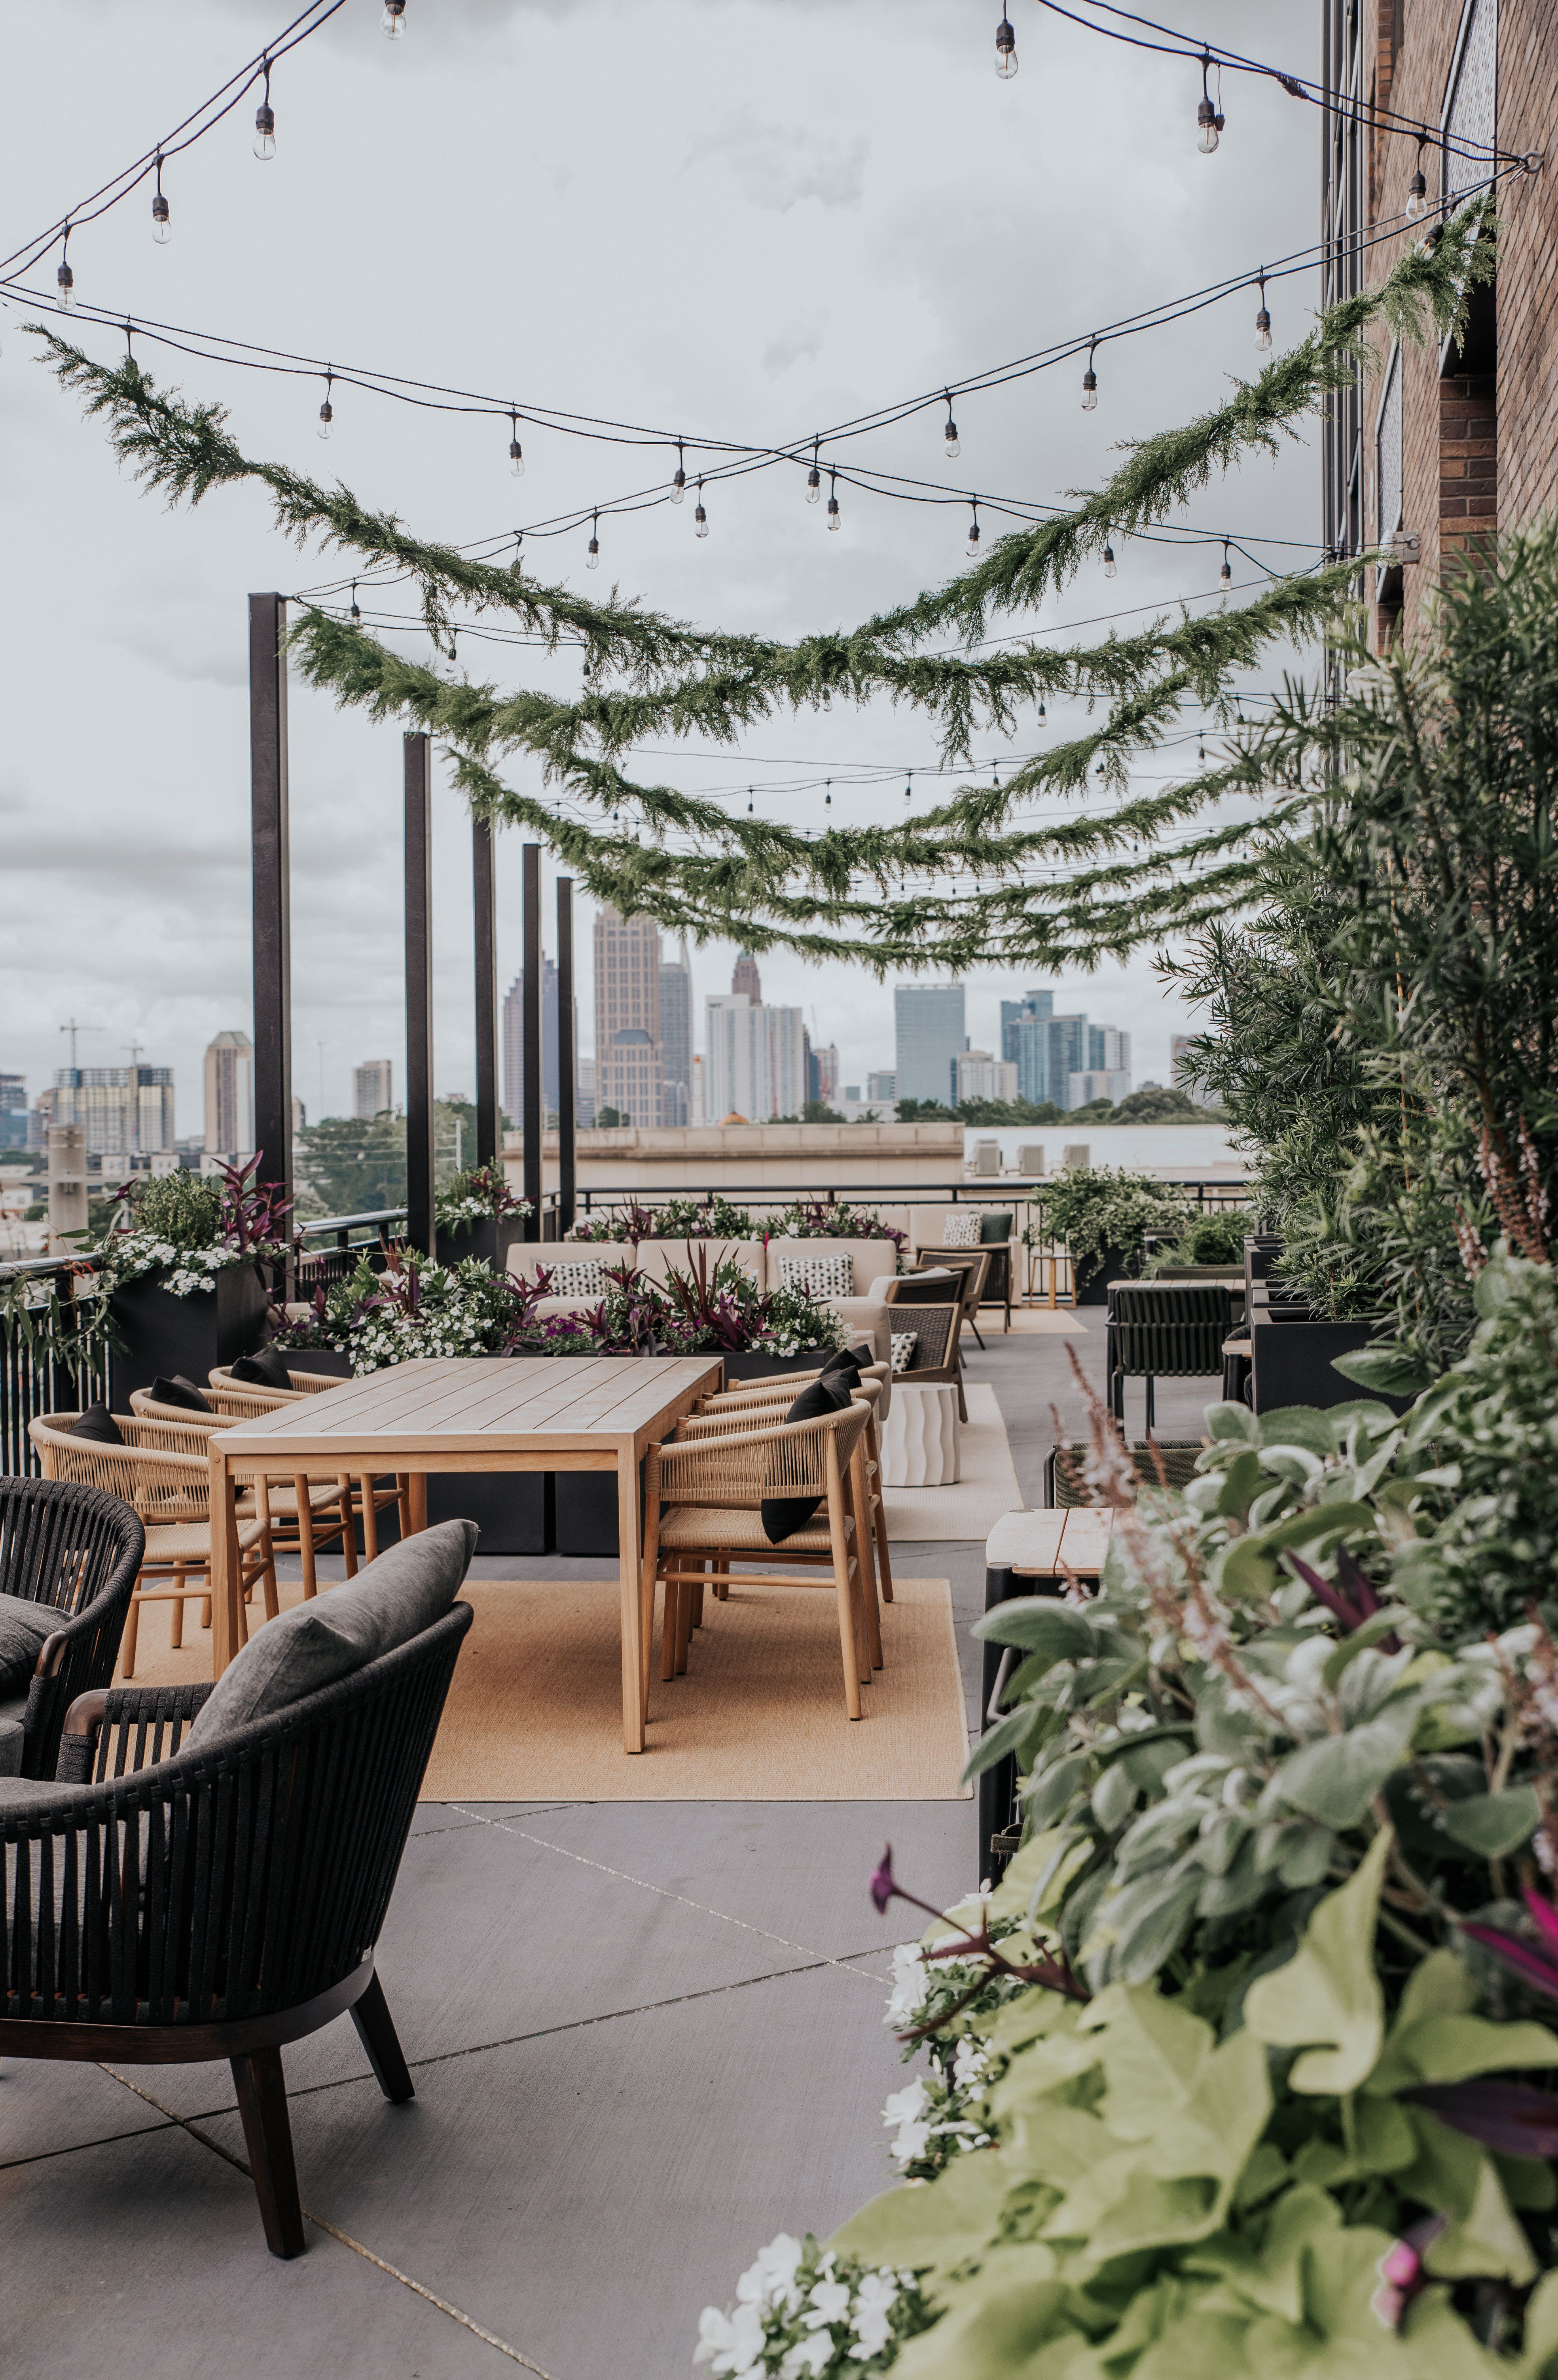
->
644;1402;872;1717
1106;1283;1233;1429
207;1364;338;1399
684;1374;895;1618
130;1388;361;1601
0;1478;144;1780
28;1414;277;1679
0;1602;474;2258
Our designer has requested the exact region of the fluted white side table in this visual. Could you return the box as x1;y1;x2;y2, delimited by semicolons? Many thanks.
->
881;1382;962;1487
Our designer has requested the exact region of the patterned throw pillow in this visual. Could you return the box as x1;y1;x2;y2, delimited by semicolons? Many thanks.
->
889;1331;919;1374
542;1258;610;1299
777;1252;856;1299
941;1211;981;1249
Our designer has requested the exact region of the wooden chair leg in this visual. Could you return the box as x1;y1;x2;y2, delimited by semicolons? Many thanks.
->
850;1443;883;1670
825;1482;863;1721
231;2046;307;2259
714;1548;730;1601
865;1416;895;1604
295;1475;318;1599
396;1474;413;1537
350;1971;415;2102
168;1563;184;1652
360;1475;379;1564
691;1579;705;1630
675;1561;693;1674
338;1476;359;1577
660;1563;680;1682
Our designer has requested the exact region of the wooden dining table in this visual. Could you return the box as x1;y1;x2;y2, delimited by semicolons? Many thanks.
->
206;1355;722;1751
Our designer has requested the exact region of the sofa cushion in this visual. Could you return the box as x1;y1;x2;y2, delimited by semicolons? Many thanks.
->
775;1251;856;1300
152;1374;212;1413
187;1518;479;1743
941;1211;981;1248
0;1592;59;1698
230;1345;298;1391
70;1402;125;1446
761;1377;851;1545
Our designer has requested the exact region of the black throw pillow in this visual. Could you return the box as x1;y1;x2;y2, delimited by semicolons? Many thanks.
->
761;1375;851;1546
230;1345;296;1392
152;1374;212;1414
823;1343;876;1376
69;1402;125;1447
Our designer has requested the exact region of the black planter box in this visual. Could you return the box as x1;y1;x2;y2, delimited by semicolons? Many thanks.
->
1250;1317;1413;1417
110;1259;270;1406
1073;1244;1136;1306
432;1215;528;1275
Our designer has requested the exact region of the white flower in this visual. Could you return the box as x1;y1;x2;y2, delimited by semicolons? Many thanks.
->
951;2038;989;2093
696;2300;767;2375
737;2233;806;2312
885;1942;929;2025
852;2270;900;2356
777;2335;833;2379
803;2279;851;2331
882;2079;927;2130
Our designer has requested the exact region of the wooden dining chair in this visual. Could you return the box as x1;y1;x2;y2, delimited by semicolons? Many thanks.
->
686;1374;896;1616
29;1413;278;1679
207;1368;413;1573
130;1388;357;1602
644;1401;874;1718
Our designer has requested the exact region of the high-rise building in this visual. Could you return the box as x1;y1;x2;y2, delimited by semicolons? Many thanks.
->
0;1073;26;1152
705;995;807;1122
955;1051;1019;1104
1170;1033;1194;1090
1001;989;1054;1069
57;1065;176;1158
577;1057;597;1129
659;938;693;1128
866;1070;897;1102
204;1031;254;1157
732;951;762;1004
1068;1069;1131;1108
353;1059;394;1121
502;961;561;1122
809;1042;839;1106
894;983;966;1105
1088;1025;1132;1078
594;906;662;1126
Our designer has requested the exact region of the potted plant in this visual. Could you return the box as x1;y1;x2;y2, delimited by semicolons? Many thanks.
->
775;1196;907;1265
99;1156;286;1405
433;1163;533;1273
647;1194;757;1240
1034;1167;1189;1303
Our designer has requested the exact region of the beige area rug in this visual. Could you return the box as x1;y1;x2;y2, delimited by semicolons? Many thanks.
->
421;1575;970;1802
883;1381;1025;1543
114;1573;971;1803
1006;1306;1090;1334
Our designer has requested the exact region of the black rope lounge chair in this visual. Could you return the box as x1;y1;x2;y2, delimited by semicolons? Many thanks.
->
0;1476;144;1781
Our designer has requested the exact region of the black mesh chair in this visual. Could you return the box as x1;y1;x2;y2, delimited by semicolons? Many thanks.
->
1105;1282;1234;1429
0;1602;473;2258
0;1477;144;1780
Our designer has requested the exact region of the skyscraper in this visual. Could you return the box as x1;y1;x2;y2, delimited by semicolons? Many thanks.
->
659;937;693;1128
893;983;966;1105
59;1065;176;1158
705;995;807;1121
594;906;661;1126
502;961;561;1122
1001;989;1054;1069
0;1073;26;1152
205;1031;255;1157
732;951;762;1004
353;1059;394;1120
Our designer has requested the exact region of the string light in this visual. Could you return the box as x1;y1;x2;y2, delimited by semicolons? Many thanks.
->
995;11;1018;77
151;156;170;244
1220;541;1232;582
747;788;754;814
966;499;980;557
317;369;334;439
382;0;406;34
1082;337;1098;411
944;393;960;459
508;411;525;477
254;59;275;161
694;477;708;538
671;440;686;504
1198;737;1206;762
1254;273;1270;350
57;227;74;311
586;510;599;569
1103;542;1117;579
905;769;914;802
807;440;821;505
824;779;832;808
1038;701;1046;724
1405;135;1429;220
349;579;361;625
1196;53;1224;153
826;470;840;531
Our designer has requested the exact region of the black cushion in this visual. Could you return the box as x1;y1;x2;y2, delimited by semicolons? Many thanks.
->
69;1402;124;1446
187;1518;480;1743
230;1345;297;1392
761;1376;851;1546
0;1591;58;1698
152;1374;212;1413
823;1343;875;1376
980;1213;1013;1243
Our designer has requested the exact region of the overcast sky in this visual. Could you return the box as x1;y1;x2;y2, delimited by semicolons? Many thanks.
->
0;0;1320;1136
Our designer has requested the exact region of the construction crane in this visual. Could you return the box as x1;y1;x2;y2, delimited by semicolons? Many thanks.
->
58;1017;105;1075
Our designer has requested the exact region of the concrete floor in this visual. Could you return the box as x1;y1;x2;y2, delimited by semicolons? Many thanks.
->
1;1317;1215;2380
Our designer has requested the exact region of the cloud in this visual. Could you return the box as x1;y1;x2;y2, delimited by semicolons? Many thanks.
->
762;308;830;376
684;108;870;212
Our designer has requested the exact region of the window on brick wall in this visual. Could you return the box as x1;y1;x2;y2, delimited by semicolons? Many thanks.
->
1376;345;1403;541
1442;0;1497;210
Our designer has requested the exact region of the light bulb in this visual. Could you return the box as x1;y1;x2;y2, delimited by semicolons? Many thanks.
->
966;519;980;557
826;491;840;530
1405;171;1428;220
254;102;275;160
152;191;171;243
57;259;74;310
1081;366;1097;411
509;436;525;478
995;15;1017;77
1103;544;1117;579
1196;98;1220;154
1037;701;1046;724
671;460;686;503
382;0;406;34
586;533;600;570
318;394;334;440
944;415;960;459
806;465;821;504
824;781;832;807
1254;306;1271;351
1198;741;1206;763
694;494;709;537
349;587;362;625
1220;546;1232;583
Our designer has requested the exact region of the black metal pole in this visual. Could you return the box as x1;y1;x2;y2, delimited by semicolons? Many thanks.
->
521;843;542;1238
404;734;435;1256
248;593;292;1215
472;815;498;1173
556;875;576;1237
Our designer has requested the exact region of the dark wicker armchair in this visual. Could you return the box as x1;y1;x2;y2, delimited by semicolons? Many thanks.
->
0;1601;473;2258
0;1476;144;1781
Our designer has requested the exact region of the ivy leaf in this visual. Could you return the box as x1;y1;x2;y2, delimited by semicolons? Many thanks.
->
1243;1827;1390;2093
1366;2012;1558;2096
1440;1787;1541;1859
829;2147;1016;2276
972;1601;1097;1658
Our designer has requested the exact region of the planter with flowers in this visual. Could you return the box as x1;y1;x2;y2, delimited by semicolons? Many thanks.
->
97;1157;288;1405
777;1197;906;1269
433;1163;533;1274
